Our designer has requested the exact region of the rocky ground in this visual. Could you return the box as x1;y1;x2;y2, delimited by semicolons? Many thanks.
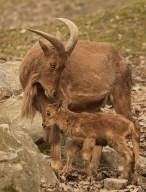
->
40;170;146;192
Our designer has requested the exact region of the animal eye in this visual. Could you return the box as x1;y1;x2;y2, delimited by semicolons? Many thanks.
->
50;63;56;69
47;112;51;116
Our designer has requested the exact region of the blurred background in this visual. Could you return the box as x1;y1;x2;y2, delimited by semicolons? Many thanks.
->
0;0;139;29
0;0;146;63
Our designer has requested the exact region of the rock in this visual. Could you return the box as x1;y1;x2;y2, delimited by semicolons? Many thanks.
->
101;146;146;185
0;61;22;96
104;178;128;190
0;124;57;192
0;60;46;143
100;189;108;192
101;146;123;170
135;171;146;184
0;60;43;142
0;96;43;142
0;69;12;102
62;137;84;168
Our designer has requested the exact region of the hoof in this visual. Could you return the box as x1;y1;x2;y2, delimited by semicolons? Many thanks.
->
60;165;71;174
51;161;63;171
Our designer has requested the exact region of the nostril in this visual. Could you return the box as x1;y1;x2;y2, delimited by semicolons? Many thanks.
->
42;124;47;129
53;91;57;97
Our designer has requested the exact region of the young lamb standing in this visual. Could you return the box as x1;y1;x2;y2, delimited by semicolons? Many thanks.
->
44;101;140;182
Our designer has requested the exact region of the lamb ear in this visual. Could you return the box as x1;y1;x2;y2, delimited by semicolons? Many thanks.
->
39;40;50;56
58;100;63;108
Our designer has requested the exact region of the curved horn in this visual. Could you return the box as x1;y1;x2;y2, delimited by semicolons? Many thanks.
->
56;18;78;55
27;28;66;56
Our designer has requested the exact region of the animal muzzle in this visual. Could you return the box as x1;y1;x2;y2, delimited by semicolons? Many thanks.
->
42;123;47;129
44;90;58;99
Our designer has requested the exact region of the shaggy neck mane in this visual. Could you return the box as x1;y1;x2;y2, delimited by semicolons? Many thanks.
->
21;73;40;120
21;85;37;120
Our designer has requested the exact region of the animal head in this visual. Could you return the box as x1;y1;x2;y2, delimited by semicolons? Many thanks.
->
25;18;78;99
19;18;78;119
46;100;63;118
43;100;63;128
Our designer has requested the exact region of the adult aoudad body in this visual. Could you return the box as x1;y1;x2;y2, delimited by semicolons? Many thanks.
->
19;18;140;171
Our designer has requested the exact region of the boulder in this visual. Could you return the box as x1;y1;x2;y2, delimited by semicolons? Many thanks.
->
0;124;57;192
0;69;12;102
101;146;123;170
101;146;146;168
101;146;146;184
0;61;22;96
0;96;43;142
0;61;44;142
104;178;128;190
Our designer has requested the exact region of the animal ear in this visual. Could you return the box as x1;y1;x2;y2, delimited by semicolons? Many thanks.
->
39;40;50;56
58;100;63;108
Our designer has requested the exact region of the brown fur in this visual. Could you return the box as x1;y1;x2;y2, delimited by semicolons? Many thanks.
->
45;102;140;182
19;40;67;119
19;20;140;170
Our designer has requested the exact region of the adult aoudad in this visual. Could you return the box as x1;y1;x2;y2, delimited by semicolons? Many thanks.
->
19;18;140;171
